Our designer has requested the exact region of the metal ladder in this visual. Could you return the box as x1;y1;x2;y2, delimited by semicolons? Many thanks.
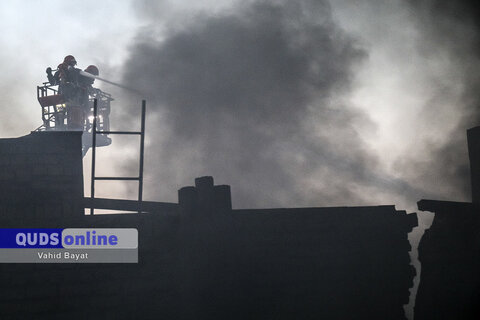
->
90;99;146;214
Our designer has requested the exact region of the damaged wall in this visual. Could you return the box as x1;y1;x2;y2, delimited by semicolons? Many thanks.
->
179;177;417;319
415;200;480;319
0;132;417;319
414;126;480;319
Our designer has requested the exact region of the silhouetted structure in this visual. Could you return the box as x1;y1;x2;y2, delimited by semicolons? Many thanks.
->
415;126;480;320
0;131;84;220
415;200;480;319
0;132;417;319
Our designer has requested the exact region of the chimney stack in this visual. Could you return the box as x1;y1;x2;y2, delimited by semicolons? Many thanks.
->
178;176;232;219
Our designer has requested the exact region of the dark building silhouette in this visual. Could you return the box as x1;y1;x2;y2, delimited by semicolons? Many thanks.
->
415;126;480;320
0;131;417;319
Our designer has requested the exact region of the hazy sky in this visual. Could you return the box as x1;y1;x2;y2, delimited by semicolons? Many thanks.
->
1;0;478;215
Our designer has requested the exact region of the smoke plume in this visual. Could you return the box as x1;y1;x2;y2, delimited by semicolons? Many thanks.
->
117;0;438;208
394;0;480;202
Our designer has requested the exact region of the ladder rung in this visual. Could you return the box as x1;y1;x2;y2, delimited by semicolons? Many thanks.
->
95;130;141;135
94;177;140;181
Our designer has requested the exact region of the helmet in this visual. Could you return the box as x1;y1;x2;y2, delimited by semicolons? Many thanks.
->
84;65;99;76
63;55;77;66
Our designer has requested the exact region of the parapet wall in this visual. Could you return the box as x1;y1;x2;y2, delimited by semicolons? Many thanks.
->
0;132;418;319
415;200;480;319
175;177;418;319
0;132;84;225
414;126;480;319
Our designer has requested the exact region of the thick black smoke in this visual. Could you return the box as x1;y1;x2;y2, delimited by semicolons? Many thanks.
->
120;0;424;207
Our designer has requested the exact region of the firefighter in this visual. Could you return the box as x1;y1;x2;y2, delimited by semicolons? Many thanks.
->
46;55;76;86
84;64;99;78
81;65;99;93
52;55;83;130
56;55;80;100
79;65;100;125
78;65;100;107
46;67;56;85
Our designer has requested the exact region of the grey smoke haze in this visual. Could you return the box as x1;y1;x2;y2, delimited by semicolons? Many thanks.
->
0;0;475;208
121;0;431;208
393;0;480;203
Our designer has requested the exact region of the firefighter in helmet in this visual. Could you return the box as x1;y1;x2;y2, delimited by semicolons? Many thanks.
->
82;65;99;89
47;55;74;84
79;65;99;111
56;55;80;99
52;55;84;130
79;65;111;133
84;65;99;77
